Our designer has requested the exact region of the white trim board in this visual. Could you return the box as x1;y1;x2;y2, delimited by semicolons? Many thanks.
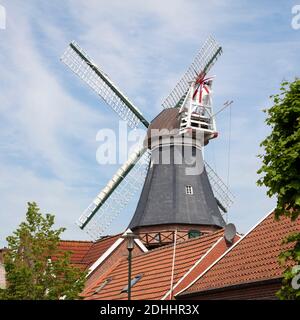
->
88;229;148;276
161;236;224;300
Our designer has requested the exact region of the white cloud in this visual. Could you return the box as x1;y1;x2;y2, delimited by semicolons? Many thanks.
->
0;1;111;245
0;0;299;245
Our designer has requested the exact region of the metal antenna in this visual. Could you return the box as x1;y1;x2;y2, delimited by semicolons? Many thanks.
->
212;100;233;118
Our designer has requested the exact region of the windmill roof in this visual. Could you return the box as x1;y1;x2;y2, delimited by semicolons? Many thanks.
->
178;211;300;297
82;229;235;300
145;108;180;145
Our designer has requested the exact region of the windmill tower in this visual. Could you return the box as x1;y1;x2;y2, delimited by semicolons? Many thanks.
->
61;36;233;247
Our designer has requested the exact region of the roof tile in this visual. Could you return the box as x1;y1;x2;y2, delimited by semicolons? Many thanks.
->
82;229;226;300
181;212;300;295
56;235;120;270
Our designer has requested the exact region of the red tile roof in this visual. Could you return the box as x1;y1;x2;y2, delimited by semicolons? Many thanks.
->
57;235;120;270
82;229;228;300
179;211;300;296
58;240;93;265
80;235;120;268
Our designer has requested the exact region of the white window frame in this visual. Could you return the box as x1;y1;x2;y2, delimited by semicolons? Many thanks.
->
185;185;194;195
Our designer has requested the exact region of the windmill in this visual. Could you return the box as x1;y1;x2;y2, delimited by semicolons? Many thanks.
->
61;36;233;241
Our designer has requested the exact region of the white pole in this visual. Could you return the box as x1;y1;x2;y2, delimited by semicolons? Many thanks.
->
169;229;178;300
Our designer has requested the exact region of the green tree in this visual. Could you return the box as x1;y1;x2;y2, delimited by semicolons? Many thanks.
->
0;202;87;300
257;79;300;299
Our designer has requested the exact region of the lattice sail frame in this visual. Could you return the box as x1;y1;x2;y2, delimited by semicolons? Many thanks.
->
162;36;222;109
78;149;151;240
61;41;149;129
204;161;234;213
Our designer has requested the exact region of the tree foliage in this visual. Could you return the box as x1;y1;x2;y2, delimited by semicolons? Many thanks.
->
257;79;300;299
0;202;87;300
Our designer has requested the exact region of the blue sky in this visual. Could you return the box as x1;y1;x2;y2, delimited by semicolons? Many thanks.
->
0;1;299;246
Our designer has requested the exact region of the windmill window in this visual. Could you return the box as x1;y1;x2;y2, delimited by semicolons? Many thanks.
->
188;230;202;239
94;278;112;294
192;147;197;156
121;274;143;293
185;185;194;195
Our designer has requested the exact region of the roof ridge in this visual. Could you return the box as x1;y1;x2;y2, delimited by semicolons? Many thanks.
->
60;234;121;245
60;239;93;243
83;256;125;296
93;233;122;243
81;234;121;264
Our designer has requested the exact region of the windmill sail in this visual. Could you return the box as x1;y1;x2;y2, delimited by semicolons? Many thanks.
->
77;147;150;238
61;41;149;128
162;36;222;109
204;161;234;213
